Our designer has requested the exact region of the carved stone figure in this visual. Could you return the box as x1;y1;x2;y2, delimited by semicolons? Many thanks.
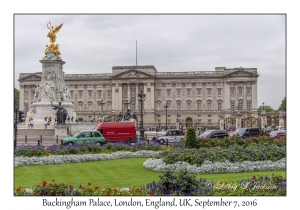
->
33;84;41;102
61;86;71;102
51;101;68;124
41;76;56;101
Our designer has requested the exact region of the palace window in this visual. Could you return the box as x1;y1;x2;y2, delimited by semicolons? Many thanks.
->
218;103;222;111
98;103;103;111
79;90;83;98
167;89;171;97
238;102;243;110
187;89;191;96
231;88;235;95
107;90;111;97
247;87;251;95
177;89;181;96
97;90;102;98
88;103;92;111
88;90;93;98
197;89;201;96
79;103;83;111
25;91;29;98
157;90;161;97
207;102;212;111
177;102;181;111
247;101;251;111
207;88;212;96
197;103;201;111
231;102;235;111
70;90;73;97
123;89;127;97
107;103;112;111
218;89;222;96
131;89;136;97
157;103;161;110
187;102;191;110
239;87;243;95
131;103;135;111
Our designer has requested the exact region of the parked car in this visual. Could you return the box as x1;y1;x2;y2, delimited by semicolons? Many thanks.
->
198;130;229;139
94;122;137;143
232;127;260;139
63;130;106;145
152;129;185;144
269;130;286;138
259;129;270;136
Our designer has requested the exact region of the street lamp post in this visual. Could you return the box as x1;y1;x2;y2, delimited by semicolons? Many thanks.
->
138;90;146;140
98;100;106;121
164;104;169;129
176;113;179;129
262;102;265;110
93;111;96;122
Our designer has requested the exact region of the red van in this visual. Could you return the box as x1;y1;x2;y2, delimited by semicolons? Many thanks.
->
94;122;137;143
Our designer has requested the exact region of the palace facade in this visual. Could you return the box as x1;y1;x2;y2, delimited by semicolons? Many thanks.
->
18;65;262;128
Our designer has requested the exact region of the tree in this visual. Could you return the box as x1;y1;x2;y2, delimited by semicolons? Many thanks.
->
14;88;19;111
278;97;286;111
184;126;197;149
258;105;274;112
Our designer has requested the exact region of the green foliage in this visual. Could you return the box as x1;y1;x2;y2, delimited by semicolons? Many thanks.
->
258;105;274;112
158;168;178;191
14;88;19;111
185;126;197;149
278;97;286;111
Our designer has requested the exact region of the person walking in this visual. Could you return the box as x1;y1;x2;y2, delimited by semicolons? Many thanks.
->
49;116;52;124
44;118;48;129
30;118;34;129
27;119;30;129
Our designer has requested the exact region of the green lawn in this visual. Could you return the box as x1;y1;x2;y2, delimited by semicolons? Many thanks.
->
14;158;286;189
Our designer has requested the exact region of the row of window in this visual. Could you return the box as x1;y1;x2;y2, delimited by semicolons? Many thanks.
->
157;87;251;97
24;87;252;99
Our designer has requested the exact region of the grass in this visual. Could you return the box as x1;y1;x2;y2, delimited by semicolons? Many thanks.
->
14;158;286;189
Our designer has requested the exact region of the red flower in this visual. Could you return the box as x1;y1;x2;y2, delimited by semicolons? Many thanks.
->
33;192;37;195
52;179;55;182
88;182;91;186
94;186;100;190
42;181;47;186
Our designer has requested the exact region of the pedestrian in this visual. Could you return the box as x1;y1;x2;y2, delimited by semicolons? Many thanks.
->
67;116;70;122
71;116;73;122
49;116;52;124
44;118;48;129
30;118;34;129
27;119;30;129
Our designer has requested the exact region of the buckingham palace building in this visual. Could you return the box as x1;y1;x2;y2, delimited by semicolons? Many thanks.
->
18;65;260;129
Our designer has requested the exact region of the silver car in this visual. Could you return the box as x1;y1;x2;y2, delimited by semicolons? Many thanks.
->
152;129;185;144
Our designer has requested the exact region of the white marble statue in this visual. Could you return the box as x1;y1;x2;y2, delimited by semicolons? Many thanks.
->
41;76;56;101
33;84;41;102
62;86;71;102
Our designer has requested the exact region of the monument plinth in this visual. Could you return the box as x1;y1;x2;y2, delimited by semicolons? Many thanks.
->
26;23;76;125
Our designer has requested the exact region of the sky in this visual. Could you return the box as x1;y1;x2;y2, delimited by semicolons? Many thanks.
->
14;14;286;109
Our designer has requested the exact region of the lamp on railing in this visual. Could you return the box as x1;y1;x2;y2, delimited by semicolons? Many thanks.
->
98;100;106;121
164;103;169;129
138;90;146;140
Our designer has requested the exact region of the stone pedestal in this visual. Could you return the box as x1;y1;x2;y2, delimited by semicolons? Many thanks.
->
54;124;68;139
261;110;267;129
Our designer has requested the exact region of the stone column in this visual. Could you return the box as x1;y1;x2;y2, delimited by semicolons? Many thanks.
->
151;83;155;110
112;83;116;110
135;83;139;111
261;110;267;129
252;81;257;109
143;83;147;110
19;85;25;111
118;83;122;111
243;82;246;111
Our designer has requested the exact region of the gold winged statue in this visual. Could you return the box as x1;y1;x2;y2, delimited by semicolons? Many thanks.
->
45;22;63;56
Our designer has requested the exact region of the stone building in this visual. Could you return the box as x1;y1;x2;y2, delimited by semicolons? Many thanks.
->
18;65;264;129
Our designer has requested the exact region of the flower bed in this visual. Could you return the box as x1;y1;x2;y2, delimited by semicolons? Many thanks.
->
157;144;286;166
143;158;286;173
14;150;160;168
15;173;286;196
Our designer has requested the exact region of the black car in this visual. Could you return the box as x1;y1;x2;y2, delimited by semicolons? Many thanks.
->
198;130;229;139
232;127;260;138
